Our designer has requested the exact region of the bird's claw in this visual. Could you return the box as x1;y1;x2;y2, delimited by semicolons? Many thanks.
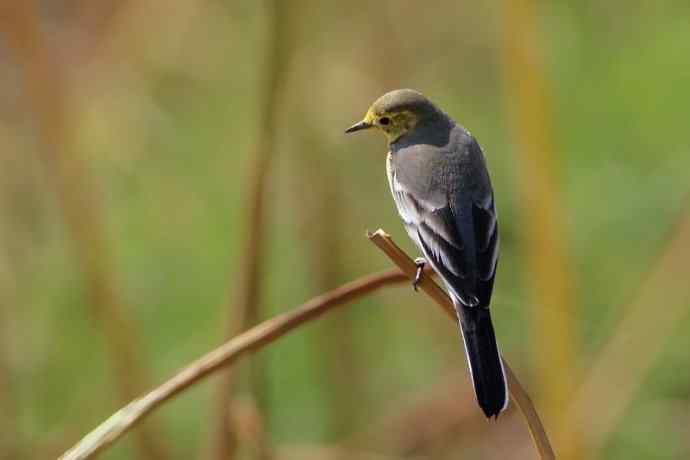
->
413;257;426;291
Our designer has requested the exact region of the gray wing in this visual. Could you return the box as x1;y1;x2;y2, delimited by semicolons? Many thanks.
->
387;152;499;308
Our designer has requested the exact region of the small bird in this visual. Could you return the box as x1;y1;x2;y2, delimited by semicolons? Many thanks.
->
346;89;508;418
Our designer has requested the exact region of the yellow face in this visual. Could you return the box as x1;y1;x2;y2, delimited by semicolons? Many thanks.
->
346;107;419;143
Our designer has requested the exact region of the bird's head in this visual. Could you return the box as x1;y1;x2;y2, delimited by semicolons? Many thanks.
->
345;89;440;143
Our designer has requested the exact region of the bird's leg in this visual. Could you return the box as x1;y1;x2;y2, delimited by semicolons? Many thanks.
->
413;257;426;291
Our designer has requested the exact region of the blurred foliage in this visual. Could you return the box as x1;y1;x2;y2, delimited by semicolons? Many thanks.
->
1;0;689;459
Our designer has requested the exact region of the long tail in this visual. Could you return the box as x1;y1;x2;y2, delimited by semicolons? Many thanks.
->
455;301;509;418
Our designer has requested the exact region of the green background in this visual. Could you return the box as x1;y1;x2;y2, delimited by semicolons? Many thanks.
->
1;1;689;459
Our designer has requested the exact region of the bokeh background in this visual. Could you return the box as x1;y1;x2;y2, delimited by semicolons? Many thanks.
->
1;1;690;459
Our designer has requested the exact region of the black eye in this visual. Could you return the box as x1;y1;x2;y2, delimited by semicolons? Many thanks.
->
379;116;391;126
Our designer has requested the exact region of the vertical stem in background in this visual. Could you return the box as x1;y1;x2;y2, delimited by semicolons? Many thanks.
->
0;4;169;460
212;1;293;458
499;1;581;458
288;129;358;437
308;180;359;438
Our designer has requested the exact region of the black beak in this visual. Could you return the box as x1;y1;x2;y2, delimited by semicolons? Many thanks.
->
345;120;372;134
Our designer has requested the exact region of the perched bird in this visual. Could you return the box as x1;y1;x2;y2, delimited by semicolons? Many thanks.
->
346;89;508;418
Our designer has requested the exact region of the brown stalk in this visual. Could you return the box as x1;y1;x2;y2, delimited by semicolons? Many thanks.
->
368;230;555;460
499;0;581;457
0;4;168;459
212;1;295;457
58;268;410;460
307;177;358;438
287;117;359;436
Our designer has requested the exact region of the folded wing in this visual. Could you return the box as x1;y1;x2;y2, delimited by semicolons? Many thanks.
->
390;171;498;308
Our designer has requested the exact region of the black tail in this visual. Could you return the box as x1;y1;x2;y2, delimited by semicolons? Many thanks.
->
456;303;509;418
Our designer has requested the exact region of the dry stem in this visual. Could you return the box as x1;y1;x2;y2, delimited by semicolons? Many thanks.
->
368;229;555;460
213;1;295;457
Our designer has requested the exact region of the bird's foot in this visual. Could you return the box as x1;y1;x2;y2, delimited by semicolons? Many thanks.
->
413;257;426;291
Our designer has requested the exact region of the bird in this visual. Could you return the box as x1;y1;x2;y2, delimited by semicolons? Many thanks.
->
345;89;508;418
